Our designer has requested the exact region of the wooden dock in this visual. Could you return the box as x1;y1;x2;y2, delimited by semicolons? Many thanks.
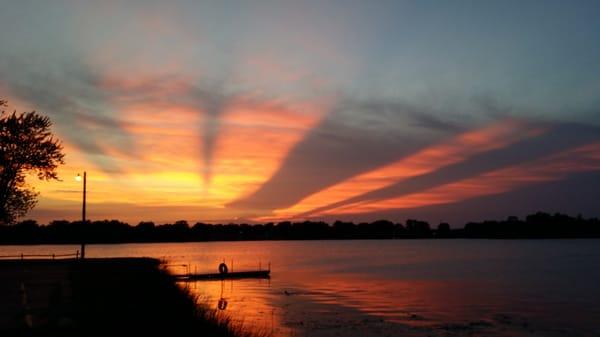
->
173;269;270;281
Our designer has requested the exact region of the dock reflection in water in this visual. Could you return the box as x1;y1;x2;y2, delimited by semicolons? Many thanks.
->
183;278;288;337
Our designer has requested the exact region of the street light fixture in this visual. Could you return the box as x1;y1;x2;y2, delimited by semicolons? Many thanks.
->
76;171;87;259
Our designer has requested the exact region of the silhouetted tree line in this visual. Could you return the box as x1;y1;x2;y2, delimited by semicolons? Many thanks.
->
0;212;599;244
462;213;600;238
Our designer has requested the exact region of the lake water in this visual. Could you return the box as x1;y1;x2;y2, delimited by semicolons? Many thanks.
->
2;240;600;336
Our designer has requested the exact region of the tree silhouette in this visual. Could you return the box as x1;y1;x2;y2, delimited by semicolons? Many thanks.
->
437;222;451;237
0;212;599;244
0;100;65;224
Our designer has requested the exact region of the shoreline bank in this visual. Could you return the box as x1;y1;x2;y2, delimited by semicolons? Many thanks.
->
0;258;247;337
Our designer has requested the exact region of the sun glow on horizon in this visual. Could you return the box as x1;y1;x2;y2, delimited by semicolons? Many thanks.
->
6;1;600;224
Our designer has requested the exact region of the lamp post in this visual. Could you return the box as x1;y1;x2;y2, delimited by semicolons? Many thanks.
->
76;171;86;259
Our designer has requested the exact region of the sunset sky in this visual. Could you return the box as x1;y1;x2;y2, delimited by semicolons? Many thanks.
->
1;1;599;225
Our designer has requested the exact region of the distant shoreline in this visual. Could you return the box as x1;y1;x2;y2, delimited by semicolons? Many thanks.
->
2;237;600;247
1;212;598;245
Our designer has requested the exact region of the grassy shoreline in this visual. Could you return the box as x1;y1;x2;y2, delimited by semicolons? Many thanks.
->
0;258;255;337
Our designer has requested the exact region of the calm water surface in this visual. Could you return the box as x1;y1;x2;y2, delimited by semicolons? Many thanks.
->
2;240;600;336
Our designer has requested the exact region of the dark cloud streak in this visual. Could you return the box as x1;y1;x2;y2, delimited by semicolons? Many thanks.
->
318;171;600;226
191;84;229;187
302;123;600;217
228;98;463;211
0;57;135;173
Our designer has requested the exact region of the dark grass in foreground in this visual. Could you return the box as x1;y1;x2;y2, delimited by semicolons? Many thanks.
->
5;258;264;337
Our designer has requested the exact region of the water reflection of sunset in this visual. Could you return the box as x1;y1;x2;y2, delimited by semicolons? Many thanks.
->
4;240;599;336
281;273;501;326
183;279;289;337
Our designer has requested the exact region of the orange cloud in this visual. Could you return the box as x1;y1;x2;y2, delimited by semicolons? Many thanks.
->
271;119;545;218
321;142;600;215
208;98;330;203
